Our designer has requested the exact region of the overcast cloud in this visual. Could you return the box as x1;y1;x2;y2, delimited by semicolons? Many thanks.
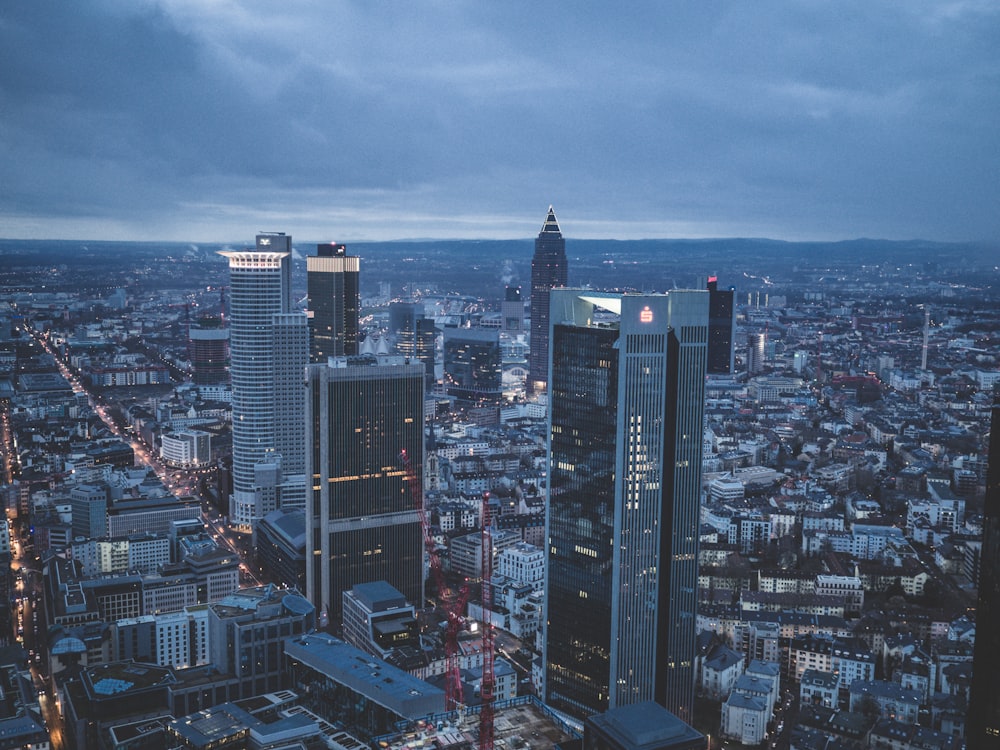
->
1;1;998;242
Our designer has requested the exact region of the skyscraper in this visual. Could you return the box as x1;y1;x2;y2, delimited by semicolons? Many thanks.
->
307;242;360;363
543;289;708;723
968;388;1000;746
189;316;229;385
706;276;735;375
305;356;425;630
272;312;309;477
219;232;292;533
747;331;766;375
443;326;501;425
389;300;437;387
528;206;568;394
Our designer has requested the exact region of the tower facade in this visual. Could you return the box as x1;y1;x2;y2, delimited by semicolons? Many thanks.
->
706;277;735;375
305;356;425;630
747;331;766;375
189;317;229;385
543;289;708;723
307;243;360;363
272;313;309;477
528;207;568;394
443;326;501;425
219;233;292;532
968;388;1000;746
390;301;437;387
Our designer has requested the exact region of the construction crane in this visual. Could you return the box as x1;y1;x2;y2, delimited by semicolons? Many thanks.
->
400;448;468;712
479;492;495;750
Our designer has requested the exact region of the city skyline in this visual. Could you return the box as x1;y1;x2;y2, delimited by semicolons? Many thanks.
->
2;3;998;245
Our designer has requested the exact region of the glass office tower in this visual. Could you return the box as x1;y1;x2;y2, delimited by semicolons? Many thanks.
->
305;356;425;630
543;290;708;723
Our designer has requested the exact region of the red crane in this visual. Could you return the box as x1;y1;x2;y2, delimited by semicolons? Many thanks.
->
479;492;495;750
400;448;468;712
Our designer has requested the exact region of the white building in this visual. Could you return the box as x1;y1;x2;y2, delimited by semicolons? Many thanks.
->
497;542;545;592
160;430;211;469
721;692;768;745
700;643;744;701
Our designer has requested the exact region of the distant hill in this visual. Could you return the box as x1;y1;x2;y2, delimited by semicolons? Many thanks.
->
1;236;994;302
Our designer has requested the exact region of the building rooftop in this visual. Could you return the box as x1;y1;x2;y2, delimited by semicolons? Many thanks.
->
586;700;704;750
83;661;176;699
285;632;445;720
352;580;408;612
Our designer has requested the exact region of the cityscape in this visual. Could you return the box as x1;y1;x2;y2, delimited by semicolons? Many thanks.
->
2;4;999;749
0;214;997;750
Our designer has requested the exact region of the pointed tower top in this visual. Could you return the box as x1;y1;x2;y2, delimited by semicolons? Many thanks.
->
539;206;562;237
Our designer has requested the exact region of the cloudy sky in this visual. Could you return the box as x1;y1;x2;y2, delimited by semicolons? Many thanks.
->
1;1;998;243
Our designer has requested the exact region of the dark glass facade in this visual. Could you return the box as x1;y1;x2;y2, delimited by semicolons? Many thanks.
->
189;317;229;385
389;301;437;386
968;389;1000;746
546;322;619;717
443;327;501;424
307;243;360;363
529;207;568;393
305;358;425;631
706;277;735;375
544;290;707;723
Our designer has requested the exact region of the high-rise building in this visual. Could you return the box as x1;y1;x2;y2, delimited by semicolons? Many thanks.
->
443;326;501;425
528;206;568;393
219;232;292;533
71;483;109;539
747;331;766;375
307;243;360;363
502;286;524;332
272;312;309;476
189;316;229;385
543;289;708;723
968;388;1000;746
706;277;735;375
389;301;437;387
305;356;425;630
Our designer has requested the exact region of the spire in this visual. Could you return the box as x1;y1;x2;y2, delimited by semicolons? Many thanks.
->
539;206;562;237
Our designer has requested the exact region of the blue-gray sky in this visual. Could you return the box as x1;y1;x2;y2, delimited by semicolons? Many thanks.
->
1;1;998;242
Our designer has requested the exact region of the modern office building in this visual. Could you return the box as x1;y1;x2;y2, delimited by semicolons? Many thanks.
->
968;388;1000;746
71;483;109;540
305;356;425;630
342;580;420;659
528;206;568;393
747;331;766;375
272;312;309;476
502;286;524;332
443;326;501;425
189;316;229;385
256;508;307;594
389;300;437;386
307;242;360;363
706;276;736;375
543;289;708;723
220;232;292;533
159;429;211;469
207;585;315;698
